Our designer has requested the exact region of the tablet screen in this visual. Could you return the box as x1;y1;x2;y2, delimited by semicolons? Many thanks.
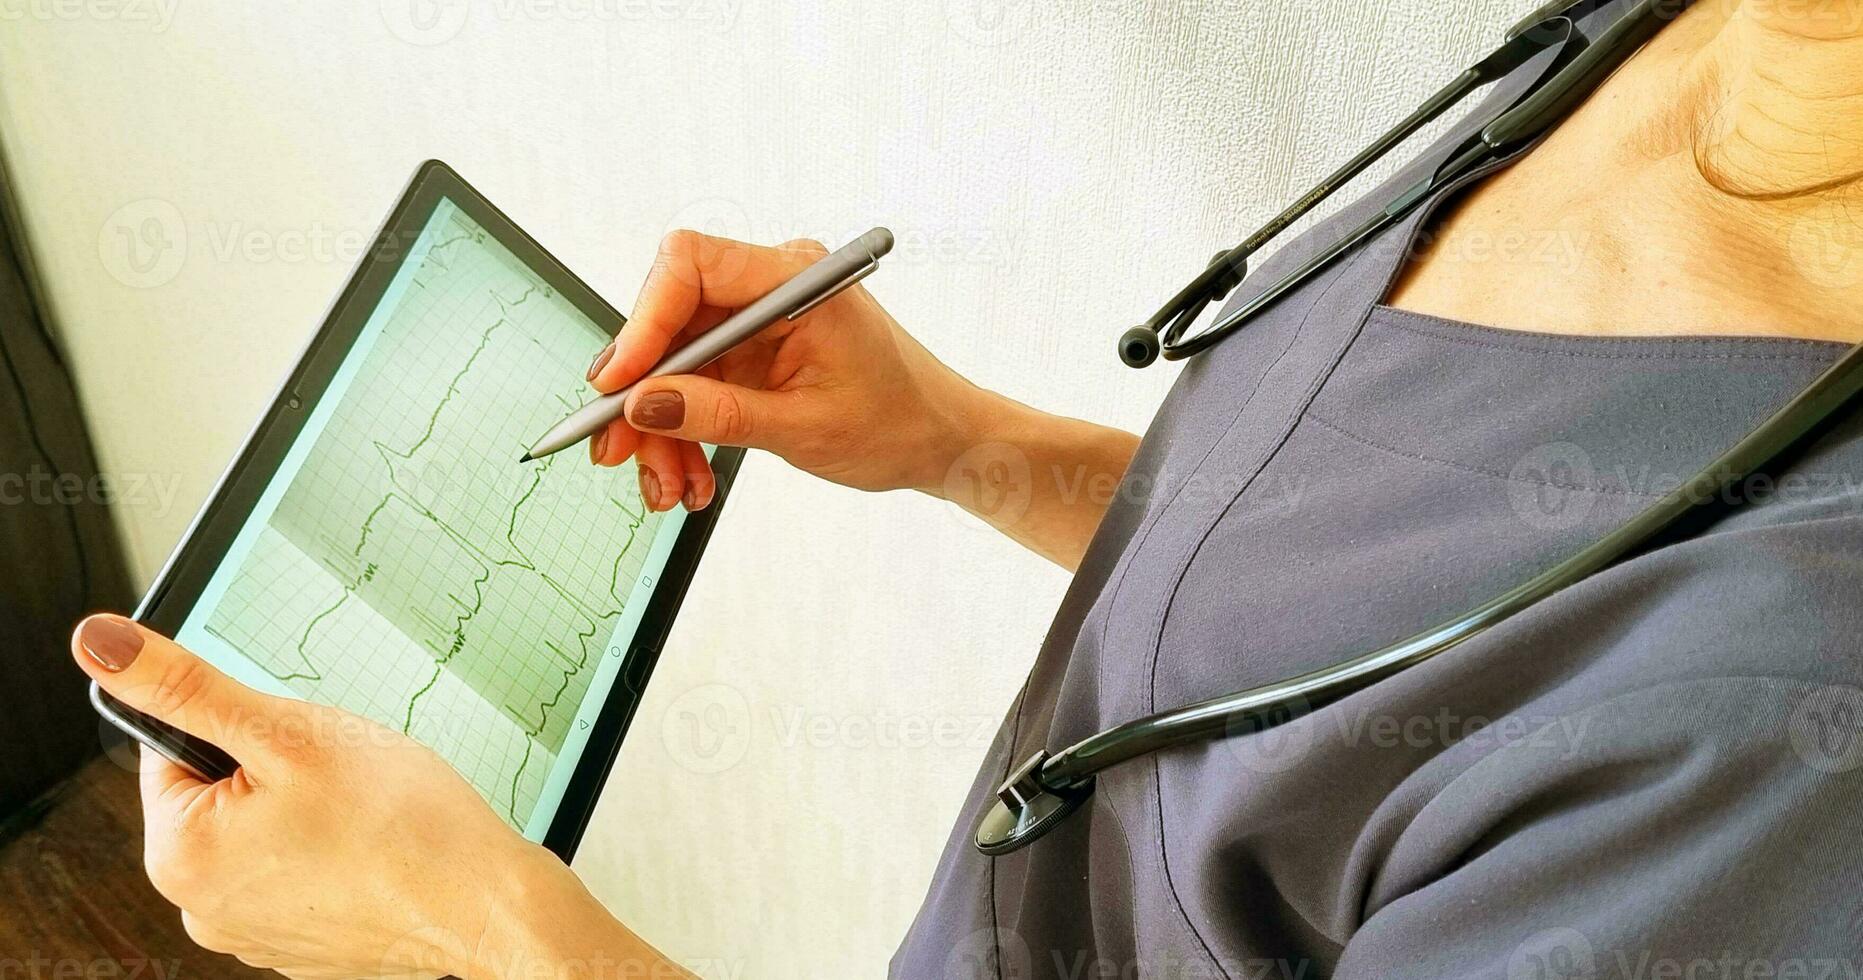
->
172;196;689;841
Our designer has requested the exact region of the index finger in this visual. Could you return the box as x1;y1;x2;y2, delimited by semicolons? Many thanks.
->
593;231;829;393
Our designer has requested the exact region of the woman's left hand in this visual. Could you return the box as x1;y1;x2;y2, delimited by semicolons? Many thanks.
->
70;613;671;979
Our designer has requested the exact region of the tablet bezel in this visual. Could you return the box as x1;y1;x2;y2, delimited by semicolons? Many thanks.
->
98;159;743;860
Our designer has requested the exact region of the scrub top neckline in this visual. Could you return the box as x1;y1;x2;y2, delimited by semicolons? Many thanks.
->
1369;303;1856;354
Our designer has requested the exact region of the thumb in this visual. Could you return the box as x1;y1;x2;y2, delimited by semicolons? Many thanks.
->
73;613;290;769
625;375;796;448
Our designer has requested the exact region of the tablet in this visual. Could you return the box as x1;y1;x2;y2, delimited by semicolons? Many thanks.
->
95;160;742;859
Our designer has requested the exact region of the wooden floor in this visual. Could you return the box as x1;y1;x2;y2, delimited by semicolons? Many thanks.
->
0;754;264;979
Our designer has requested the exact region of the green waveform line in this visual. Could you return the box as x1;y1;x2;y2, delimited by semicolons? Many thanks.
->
253;235;649;818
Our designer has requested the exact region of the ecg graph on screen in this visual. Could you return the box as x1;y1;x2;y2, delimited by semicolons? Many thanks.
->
204;204;665;827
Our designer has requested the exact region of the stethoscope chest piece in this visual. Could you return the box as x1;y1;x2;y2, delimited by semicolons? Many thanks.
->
974;751;1096;856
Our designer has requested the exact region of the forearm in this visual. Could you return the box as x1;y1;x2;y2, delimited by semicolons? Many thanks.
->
470;847;692;980
925;387;1140;571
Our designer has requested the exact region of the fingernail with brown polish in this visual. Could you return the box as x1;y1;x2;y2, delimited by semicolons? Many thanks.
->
80;614;144;672
638;464;660;510
629;391;684;431
586;343;615;382
589;428;608;465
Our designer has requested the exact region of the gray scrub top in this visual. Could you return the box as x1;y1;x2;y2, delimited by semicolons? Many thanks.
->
891;5;1863;978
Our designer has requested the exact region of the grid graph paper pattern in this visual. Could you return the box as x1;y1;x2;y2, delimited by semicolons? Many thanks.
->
205;204;664;827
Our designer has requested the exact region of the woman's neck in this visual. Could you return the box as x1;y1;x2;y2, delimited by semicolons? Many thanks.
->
1689;0;1863;200
1387;0;1863;341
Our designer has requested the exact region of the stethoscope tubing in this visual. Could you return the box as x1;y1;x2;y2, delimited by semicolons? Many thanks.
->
975;0;1838;858
1046;338;1863;788
1147;0;1682;365
979;331;1863;859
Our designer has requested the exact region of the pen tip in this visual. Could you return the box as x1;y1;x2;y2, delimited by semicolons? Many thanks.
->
518;452;535;463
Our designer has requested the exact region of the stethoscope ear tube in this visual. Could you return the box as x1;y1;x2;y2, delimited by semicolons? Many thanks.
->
977;337;1863;856
1117;326;1161;369
1124;1;1692;372
1125;17;1582;369
1484;0;1687;149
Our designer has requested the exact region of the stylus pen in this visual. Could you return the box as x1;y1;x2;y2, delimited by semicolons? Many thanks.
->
520;227;895;462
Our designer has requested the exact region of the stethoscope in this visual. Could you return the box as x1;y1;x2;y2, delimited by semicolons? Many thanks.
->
975;0;1863;856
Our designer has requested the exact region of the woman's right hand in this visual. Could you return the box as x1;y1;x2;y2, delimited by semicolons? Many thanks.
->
593;230;1141;570
587;230;989;510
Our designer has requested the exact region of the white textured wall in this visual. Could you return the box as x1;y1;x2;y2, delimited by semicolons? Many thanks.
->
0;2;1517;974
